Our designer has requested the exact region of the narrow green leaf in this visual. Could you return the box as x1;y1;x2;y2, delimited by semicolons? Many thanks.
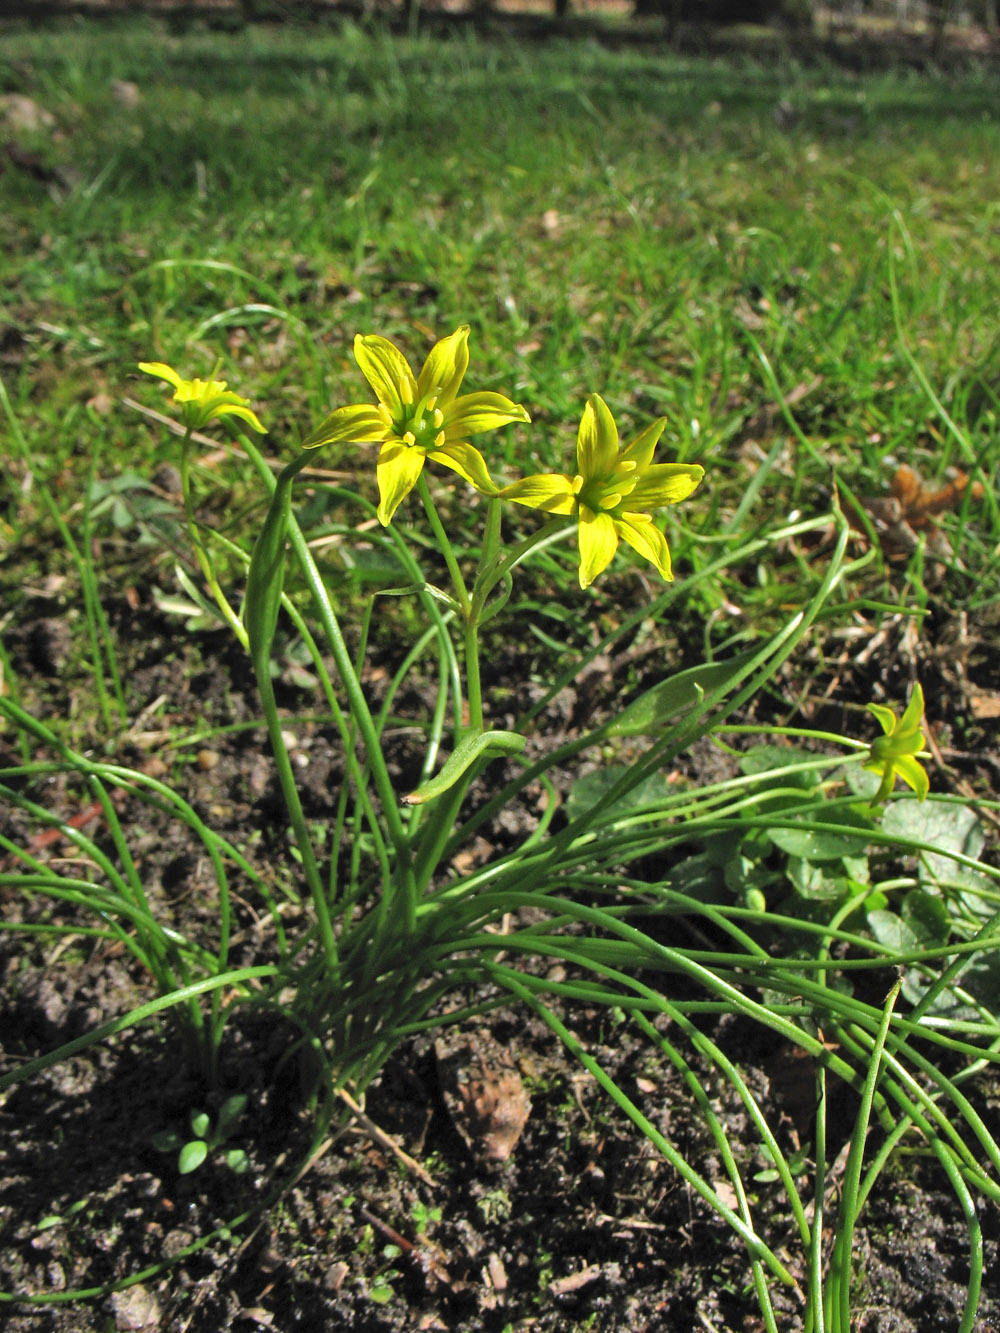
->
605;649;758;738
244;455;309;670
402;730;526;806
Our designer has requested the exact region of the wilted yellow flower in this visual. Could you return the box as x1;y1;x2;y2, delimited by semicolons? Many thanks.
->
138;362;265;433
501;394;704;589
300;325;530;525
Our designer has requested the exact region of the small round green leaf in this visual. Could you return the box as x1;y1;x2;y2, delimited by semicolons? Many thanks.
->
179;1140;209;1174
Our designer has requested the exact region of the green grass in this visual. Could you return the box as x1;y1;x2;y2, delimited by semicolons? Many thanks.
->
2;16;999;635
2;20;997;514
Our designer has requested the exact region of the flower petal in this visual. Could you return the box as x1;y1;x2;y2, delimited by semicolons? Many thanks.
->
866;703;898;737
354;334;417;417
577;506;619;588
429;441;498;495
301;404;390;450
618;418;667;473
899;682;926;740
500;473;577;515
211;400;266;433
138;361;185;391
576;394;620;482
627;463;705;509
615;513;674;581
417;325;470;407
443;392;531;438
376;440;426;525
894;754;930;800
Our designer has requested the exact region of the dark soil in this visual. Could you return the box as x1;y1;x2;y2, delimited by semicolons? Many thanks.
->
3;569;1000;1332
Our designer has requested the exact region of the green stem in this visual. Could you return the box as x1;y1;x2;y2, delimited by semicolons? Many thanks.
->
179;427;249;650
469;516;568;621
244;454;338;972
242;441;417;933
417;473;470;616
464;617;483;733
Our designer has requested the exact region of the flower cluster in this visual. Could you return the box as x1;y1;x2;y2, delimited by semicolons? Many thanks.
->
299;325;703;585
139;324;705;588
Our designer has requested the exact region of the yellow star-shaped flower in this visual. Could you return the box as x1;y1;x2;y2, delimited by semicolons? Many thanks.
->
501;393;704;589
138;362;265;433
301;325;530;525
864;682;930;805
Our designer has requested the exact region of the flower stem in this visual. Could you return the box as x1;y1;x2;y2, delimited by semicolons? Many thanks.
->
417;473;471;617
179;427;249;650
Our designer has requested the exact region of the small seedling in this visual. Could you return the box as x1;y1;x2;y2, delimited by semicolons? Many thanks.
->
151;1093;250;1175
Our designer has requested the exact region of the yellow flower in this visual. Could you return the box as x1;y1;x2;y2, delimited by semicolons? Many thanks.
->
501;393;704;589
138;362;265;433
300;325;530;525
864;682;930;805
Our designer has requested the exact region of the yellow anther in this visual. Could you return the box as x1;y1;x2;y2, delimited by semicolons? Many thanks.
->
403;430;417;448
399;379;414;407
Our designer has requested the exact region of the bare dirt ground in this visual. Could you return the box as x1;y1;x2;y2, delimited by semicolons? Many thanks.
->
3;568;1000;1330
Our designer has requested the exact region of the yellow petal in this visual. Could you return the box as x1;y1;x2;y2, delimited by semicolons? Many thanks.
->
866;702;898;737
501;473;577;514
354;334;417;417
899;682;926;740
618;418;667;473
376;440;425;525
416;325;470;407
301;404;390;450
615;513;673;581
429;441;498;495
576;394;620;483
627;463;705;509
444;392;531;437
211;400;266;433
895;754;930;800
138;361;185;391
577;506;619;588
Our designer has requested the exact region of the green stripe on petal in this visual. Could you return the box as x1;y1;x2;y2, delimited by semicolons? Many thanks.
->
417;325;470;406
301;404;390;450
443;392;531;438
616;513;673;581
578;507;619;588
376;440;426;525
577;394;620;482
354;334;418;416
500;473;577;514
